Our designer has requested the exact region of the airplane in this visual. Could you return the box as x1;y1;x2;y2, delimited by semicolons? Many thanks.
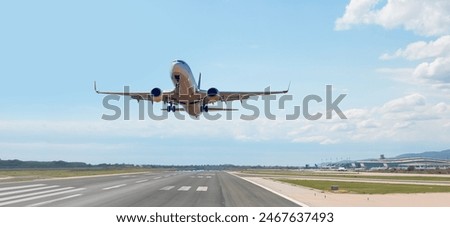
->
94;60;289;118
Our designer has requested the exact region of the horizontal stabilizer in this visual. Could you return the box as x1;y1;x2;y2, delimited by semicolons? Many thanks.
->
161;108;185;111
207;107;238;111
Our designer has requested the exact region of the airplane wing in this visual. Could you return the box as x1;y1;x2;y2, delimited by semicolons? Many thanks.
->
201;83;290;103
94;81;174;103
219;88;289;102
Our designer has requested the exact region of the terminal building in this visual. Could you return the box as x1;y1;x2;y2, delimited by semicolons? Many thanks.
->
356;155;450;170
323;154;450;170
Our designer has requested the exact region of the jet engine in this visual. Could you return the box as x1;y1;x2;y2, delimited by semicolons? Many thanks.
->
207;87;221;101
150;87;162;102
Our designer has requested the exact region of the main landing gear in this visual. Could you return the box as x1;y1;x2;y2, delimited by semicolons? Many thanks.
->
200;104;209;112
167;102;176;112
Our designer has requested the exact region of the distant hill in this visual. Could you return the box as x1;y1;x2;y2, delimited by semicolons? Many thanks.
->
395;149;450;160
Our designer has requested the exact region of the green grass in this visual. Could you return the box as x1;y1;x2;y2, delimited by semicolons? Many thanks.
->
0;168;158;182
241;170;450;182
277;179;450;194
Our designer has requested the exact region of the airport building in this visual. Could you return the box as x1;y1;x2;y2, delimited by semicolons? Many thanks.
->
356;156;450;170
322;155;450;170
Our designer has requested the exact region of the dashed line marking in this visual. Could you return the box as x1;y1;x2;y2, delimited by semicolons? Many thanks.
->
102;184;126;190
153;177;161;180
196;186;208;192
135;180;149;184
177;186;191;191
159;186;175;191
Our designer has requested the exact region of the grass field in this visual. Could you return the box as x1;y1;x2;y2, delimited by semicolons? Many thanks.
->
0;168;159;182
241;170;450;182
278;179;450;194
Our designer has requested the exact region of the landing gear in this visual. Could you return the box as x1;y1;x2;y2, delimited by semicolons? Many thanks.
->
200;104;209;113
167;103;176;112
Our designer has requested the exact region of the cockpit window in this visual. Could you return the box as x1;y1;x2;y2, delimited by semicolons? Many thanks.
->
174;60;186;64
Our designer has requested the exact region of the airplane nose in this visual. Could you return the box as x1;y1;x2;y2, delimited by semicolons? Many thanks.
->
173;59;186;65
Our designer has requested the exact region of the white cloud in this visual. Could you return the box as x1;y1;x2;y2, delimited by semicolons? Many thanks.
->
380;35;450;60
336;0;450;36
380;36;450;86
380;93;426;113
335;0;379;30
291;135;339;145
413;57;450;82
379;37;450;89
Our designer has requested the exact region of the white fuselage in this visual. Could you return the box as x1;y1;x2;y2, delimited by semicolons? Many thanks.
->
170;60;201;117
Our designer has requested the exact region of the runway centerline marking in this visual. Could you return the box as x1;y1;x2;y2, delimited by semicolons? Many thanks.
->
178;186;191;191
0;184;46;192
102;184;127;190
159;186;175;191
135;180;149;184
28;194;83;207
196;186;208;192
153;177;161;180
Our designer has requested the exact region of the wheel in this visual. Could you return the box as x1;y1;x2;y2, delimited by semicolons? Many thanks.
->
204;105;208;112
167;106;171;112
171;106;176;112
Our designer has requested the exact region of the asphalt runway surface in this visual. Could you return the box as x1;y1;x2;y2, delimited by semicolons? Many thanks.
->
0;171;299;207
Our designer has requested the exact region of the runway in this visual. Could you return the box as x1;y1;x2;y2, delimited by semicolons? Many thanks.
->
0;171;299;207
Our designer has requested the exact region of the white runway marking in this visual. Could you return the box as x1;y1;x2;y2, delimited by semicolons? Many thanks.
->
177;186;191;191
159;186;175;191
0;185;59;197
198;176;204;178
28;194;83;207
135;180;149;184
206;176;212;179
102;184;126;190
0;188;85;206
0;187;75;202
153;177;161;180
0;184;46;192
196;186;208;192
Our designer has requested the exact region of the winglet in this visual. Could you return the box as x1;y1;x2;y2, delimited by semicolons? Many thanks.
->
94;81;99;93
198;73;202;89
285;81;291;93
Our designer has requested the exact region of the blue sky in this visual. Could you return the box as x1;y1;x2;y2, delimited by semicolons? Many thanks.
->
1;0;449;165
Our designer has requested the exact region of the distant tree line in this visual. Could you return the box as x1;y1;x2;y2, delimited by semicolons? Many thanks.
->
0;158;301;170
0;159;92;169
